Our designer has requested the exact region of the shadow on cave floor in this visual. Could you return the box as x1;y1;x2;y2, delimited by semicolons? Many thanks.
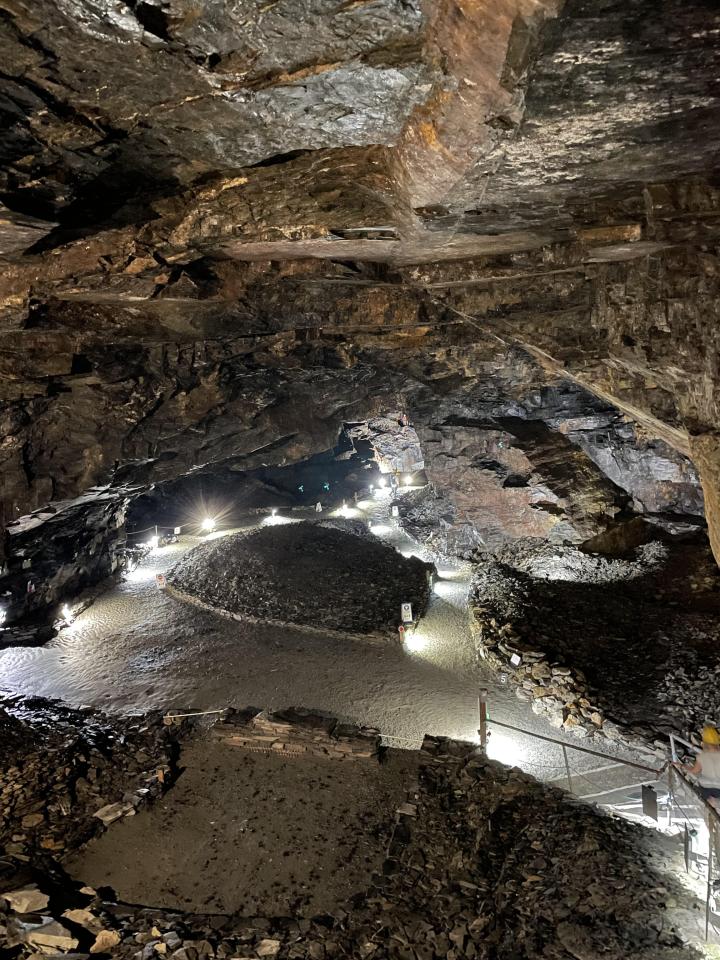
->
472;537;720;736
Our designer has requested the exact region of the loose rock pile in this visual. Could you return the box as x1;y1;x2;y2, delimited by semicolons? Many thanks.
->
0;696;175;860
1;713;701;960
168;522;432;637
470;537;720;750
211;707;381;760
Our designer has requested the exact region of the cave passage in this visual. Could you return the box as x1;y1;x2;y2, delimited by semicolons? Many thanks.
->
2;0;720;952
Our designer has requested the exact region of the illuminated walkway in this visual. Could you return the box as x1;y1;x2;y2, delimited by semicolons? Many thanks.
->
0;492;664;813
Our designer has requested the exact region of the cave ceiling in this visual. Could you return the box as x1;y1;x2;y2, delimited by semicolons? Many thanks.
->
1;0;720;601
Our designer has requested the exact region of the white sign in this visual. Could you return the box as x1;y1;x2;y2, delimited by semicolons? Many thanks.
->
510;653;522;667
400;602;413;623
391;505;399;517
174;526;181;535
156;574;167;589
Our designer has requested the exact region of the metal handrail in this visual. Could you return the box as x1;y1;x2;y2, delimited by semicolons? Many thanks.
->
486;717;663;775
670;732;699;760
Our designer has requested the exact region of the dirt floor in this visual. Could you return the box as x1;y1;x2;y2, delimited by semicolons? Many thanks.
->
66;739;419;917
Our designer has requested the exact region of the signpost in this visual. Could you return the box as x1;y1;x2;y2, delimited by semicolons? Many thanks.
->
478;688;489;755
401;602;413;623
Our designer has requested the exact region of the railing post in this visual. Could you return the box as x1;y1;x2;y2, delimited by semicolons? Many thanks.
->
562;744;573;794
707;815;714;941
478;688;488;755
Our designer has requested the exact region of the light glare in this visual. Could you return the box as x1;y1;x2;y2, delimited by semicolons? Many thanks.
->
404;630;428;653
486;730;528;768
201;517;216;532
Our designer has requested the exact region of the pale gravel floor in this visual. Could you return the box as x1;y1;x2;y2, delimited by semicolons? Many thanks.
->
0;492;663;796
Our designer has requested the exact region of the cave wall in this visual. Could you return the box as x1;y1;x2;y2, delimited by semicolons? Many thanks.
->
0;255;707;627
0;0;719;620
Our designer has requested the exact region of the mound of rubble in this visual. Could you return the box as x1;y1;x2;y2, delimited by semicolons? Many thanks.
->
168;522;432;636
0;695;175;861
0;700;701;960
470;536;720;749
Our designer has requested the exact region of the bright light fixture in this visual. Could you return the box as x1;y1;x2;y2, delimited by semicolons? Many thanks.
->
271;508;277;517
403;474;413;486
146;535;159;549
404;630;428;653
486;730;528;768
264;513;295;526
61;603;73;622
201;517;216;532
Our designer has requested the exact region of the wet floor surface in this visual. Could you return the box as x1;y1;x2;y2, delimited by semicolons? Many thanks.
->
0;492;663;799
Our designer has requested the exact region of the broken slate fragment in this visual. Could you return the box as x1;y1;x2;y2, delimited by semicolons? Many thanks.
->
24;919;79;952
2;885;49;914
93;801;135;825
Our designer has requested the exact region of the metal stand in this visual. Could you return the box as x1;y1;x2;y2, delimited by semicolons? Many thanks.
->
562;744;573;793
708;817;714;941
478;688;488;755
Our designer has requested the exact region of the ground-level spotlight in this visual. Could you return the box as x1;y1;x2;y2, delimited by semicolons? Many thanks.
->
271;508;277;517
404;630;428;654
403;474;414;486
379;477;387;489
146;534;160;549
61;603;73;623
341;501;350;518
201;517;216;533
